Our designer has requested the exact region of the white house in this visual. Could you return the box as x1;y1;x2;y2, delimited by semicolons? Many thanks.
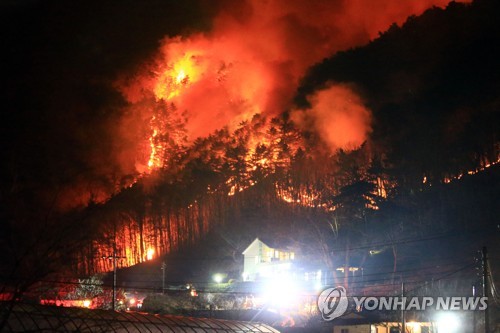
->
241;238;295;281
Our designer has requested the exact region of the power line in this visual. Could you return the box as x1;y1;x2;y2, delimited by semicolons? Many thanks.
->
0;251;477;289
0;263;477;298
0;261;471;289
402;263;476;296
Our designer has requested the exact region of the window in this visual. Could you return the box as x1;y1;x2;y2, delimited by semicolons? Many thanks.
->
267;250;274;261
421;326;430;333
390;327;400;333
341;329;349;333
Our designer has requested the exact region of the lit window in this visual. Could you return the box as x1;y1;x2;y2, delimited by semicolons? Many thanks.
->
390;327;400;333
267;250;274;260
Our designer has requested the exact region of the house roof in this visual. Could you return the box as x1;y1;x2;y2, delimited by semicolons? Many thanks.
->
242;237;295;255
242;238;260;255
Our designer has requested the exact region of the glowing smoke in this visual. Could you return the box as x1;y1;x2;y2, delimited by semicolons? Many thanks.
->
291;84;372;151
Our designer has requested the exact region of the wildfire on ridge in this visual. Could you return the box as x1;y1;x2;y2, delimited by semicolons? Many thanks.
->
108;0;483;273
146;51;205;171
141;38;272;172
274;176;392;212
275;184;321;208
423;155;500;185
115;0;477;176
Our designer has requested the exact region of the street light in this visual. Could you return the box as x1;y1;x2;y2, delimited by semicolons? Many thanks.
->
213;273;224;284
436;313;460;333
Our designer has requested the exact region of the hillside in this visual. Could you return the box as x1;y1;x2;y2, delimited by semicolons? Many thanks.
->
97;0;500;298
1;0;498;305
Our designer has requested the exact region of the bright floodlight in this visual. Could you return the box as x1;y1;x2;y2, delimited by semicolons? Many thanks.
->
262;276;299;309
436;312;460;333
406;322;420;332
213;273;224;284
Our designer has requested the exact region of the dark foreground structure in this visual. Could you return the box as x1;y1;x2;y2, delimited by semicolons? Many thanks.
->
0;302;280;333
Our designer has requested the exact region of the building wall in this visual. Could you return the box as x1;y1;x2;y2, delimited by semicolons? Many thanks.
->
333;324;371;333
375;322;432;333
242;239;295;281
243;239;261;281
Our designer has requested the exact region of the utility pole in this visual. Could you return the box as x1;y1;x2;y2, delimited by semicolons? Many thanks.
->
161;261;166;294
401;281;406;333
103;223;125;311
102;252;122;310
482;247;489;333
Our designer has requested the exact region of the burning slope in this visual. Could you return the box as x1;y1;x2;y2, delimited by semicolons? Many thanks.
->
117;0;464;173
73;0;489;273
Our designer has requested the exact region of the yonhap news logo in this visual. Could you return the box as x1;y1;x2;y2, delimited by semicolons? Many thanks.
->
317;287;488;321
317;287;349;320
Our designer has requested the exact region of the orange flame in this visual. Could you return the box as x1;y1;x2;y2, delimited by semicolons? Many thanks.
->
146;248;155;261
424;155;500;186
154;51;205;101
147;127;160;170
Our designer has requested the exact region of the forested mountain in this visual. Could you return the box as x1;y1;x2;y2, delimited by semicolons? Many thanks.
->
62;0;500;289
1;0;498;298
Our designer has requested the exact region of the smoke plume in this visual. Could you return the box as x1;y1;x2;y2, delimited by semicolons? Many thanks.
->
291;84;372;151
